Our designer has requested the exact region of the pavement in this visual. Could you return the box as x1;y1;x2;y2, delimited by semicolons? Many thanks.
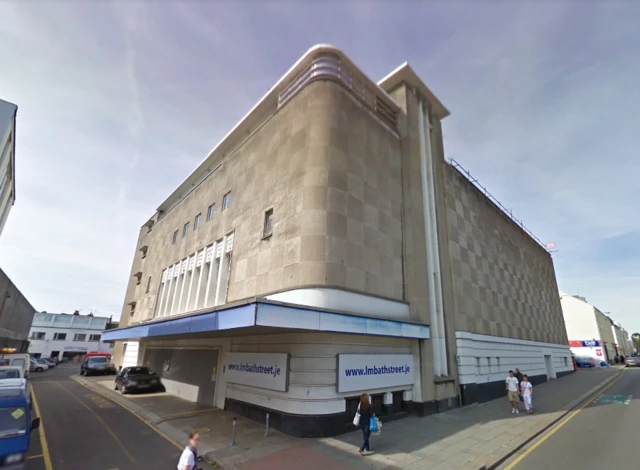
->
497;367;640;469
73;365;627;470
25;364;216;470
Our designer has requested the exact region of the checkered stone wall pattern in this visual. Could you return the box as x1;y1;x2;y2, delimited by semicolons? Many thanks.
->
444;165;568;345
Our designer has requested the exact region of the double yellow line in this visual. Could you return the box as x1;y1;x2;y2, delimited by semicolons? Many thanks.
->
503;371;625;469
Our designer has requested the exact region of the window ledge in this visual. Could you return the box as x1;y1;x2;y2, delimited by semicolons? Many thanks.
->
261;233;273;241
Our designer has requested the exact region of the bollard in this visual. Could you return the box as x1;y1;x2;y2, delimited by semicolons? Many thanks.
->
231;417;236;446
265;412;270;437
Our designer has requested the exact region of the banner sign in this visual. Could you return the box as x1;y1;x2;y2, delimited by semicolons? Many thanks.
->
337;354;415;393
569;340;600;348
225;352;289;391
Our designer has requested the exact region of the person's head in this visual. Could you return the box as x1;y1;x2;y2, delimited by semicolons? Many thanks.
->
515;368;521;373
523;374;528;381
188;431;200;449
360;393;370;410
508;370;514;377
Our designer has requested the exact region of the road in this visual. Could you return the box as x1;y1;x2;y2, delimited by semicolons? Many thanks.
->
26;363;188;470
501;368;640;469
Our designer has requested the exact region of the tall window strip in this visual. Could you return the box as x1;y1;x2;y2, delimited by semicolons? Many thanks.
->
156;232;235;318
207;203;215;221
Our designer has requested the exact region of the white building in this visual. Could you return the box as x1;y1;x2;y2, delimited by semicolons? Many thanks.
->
27;312;114;361
559;293;623;363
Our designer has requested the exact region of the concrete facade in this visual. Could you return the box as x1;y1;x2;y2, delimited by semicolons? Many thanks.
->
0;267;36;352
107;45;571;436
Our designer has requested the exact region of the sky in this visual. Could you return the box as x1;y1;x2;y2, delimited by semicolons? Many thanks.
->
0;1;638;332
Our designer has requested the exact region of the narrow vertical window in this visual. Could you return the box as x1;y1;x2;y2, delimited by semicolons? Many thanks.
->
194;213;201;230
172;230;178;245
222;191;231;211
183;222;189;238
207;203;215;221
263;209;274;238
146;276;152;294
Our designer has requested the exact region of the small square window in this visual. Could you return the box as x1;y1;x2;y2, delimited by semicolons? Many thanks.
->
182;222;189;238
53;333;67;341
73;333;86;342
172;230;178;245
89;334;101;342
31;332;45;340
194;213;201;230
263;209;274;238
222;191;231;211
207;203;215;221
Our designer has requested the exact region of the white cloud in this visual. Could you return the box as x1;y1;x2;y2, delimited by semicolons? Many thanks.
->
0;2;637;331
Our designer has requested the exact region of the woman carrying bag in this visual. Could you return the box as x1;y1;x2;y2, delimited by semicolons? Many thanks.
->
353;393;374;455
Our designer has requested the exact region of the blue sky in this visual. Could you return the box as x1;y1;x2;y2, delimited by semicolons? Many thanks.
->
0;2;638;332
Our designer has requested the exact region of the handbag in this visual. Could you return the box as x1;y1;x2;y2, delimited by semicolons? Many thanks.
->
353;404;360;427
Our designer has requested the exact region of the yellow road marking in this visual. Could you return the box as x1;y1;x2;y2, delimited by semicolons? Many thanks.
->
30;384;53;470
54;382;138;465
26;454;44;460
504;372;625;469
160;408;220;420
70;376;182;450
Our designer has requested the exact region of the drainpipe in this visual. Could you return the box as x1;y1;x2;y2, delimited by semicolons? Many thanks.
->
418;99;442;377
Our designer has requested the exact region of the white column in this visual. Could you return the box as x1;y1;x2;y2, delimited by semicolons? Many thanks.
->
169;268;181;316
203;242;218;307
418;100;442;377
155;272;167;318
185;255;196;313
214;236;228;306
423;104;448;376
177;259;188;314
193;249;206;310
162;266;174;317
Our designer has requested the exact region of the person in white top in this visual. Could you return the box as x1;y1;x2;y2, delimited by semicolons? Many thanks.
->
177;431;200;470
505;370;520;414
520;374;533;414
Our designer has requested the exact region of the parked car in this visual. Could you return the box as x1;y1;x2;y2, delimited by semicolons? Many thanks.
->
36;359;54;369
29;359;47;372
625;357;639;367
575;356;597;368
114;366;163;394
80;356;117;376
39;358;56;368
83;352;112;362
0;384;40;468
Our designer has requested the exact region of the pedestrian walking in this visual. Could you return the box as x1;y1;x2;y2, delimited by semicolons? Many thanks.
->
505;370;520;414
354;393;374;455
515;368;524;404
520;374;533;414
176;431;201;470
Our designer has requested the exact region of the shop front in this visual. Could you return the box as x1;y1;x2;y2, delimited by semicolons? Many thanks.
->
102;299;429;437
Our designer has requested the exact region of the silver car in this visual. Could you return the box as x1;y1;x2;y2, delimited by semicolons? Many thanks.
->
625;357;639;367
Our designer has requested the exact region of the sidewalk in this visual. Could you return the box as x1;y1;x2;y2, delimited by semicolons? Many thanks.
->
74;367;624;470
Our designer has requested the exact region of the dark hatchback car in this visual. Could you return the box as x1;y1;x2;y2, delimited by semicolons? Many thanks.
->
80;356;117;376
114;367;163;394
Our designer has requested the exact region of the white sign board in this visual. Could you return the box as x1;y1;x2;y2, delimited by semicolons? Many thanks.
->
337;354;415;393
225;352;289;391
